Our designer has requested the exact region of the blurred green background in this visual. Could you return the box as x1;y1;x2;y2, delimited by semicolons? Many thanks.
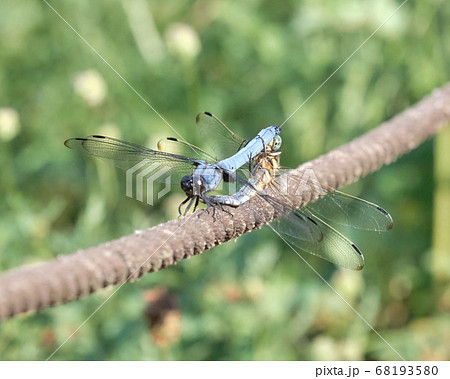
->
0;0;449;360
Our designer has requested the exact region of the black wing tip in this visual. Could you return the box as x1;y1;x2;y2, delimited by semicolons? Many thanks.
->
351;244;364;270
376;206;389;216
376;206;394;230
196;111;213;123
306;216;318;226
64;137;86;147
91;135;106;139
351;243;363;256
167;137;178;141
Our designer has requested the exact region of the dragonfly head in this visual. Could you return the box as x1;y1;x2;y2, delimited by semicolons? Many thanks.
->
181;174;205;198
181;174;194;197
271;135;282;151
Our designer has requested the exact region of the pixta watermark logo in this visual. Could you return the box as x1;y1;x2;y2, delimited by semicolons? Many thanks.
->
126;160;172;205
277;167;328;197
124;158;329;206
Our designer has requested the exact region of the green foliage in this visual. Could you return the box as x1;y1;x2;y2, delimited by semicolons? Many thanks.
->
0;0;449;360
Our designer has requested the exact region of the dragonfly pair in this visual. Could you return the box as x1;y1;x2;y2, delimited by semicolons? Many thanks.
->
65;112;393;270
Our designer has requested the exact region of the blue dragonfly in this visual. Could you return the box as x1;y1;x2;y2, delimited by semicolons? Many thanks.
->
65;112;280;213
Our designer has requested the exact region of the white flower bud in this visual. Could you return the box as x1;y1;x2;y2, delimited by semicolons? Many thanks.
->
164;23;201;62
0;108;20;141
73;69;107;107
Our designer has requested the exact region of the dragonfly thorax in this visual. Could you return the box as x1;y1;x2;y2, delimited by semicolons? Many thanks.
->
181;164;224;199
192;165;223;194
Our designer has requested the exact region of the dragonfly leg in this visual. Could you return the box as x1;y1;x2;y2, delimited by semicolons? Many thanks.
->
184;197;198;215
201;195;221;221
218;202;233;217
203;197;217;220
192;196;200;212
256;135;268;155
178;197;191;217
248;151;260;174
237;139;248;151
211;205;217;221
252;160;262;176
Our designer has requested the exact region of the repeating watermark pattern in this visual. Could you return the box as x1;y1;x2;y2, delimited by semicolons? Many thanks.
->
126;160;172;205
125;158;330;206
277;168;328;197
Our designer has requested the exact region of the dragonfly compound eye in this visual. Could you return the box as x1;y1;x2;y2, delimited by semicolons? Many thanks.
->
272;135;282;151
181;174;194;197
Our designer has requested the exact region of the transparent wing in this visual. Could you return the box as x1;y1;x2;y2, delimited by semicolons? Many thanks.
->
262;178;392;269
270;208;365;270
305;189;393;232
157;137;218;162
257;187;365;270
65;135;203;185
279;172;393;231
195;112;247;160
